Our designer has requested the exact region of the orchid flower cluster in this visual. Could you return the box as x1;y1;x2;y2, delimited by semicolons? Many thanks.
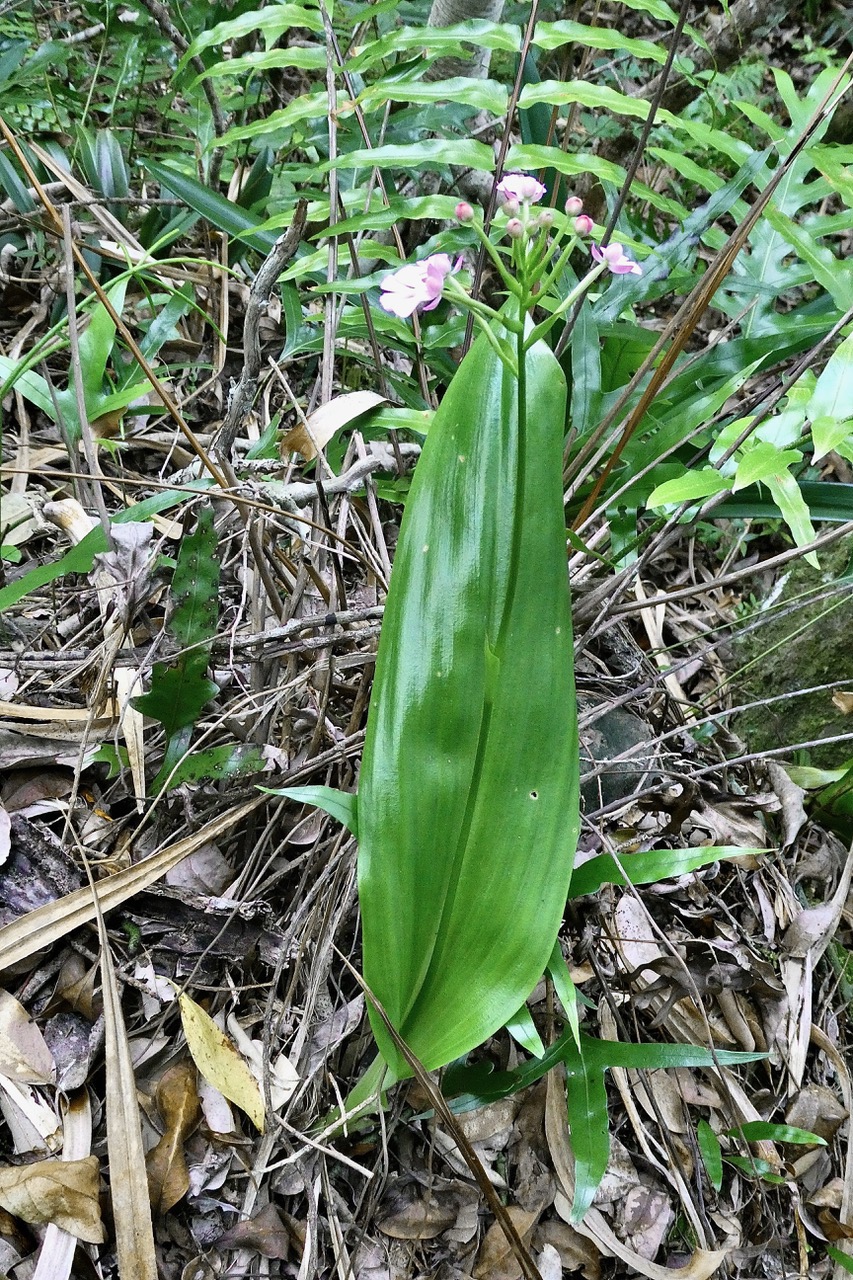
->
378;172;641;369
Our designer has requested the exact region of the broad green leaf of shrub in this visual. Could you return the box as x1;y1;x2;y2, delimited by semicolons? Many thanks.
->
358;313;579;1077
733;441;802;491
326;138;494;174
359;74;507;116
533;21;670;64
764;470;819;567
180;3;323;66
647;468;730;508
519;79;653;122
807;332;853;462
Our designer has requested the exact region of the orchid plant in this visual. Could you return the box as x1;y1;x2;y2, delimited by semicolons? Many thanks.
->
300;177;643;1078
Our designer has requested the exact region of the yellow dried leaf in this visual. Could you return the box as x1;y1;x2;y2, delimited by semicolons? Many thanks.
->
832;691;853;715
178;994;264;1131
0;1155;103;1242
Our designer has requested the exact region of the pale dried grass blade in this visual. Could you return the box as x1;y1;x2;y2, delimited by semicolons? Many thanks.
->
32;1091;94;1280
811;1025;853;1280
100;937;157;1280
0;796;263;970
114;667;146;812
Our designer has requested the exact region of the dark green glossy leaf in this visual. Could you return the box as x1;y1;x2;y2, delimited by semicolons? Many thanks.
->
146;161;278;254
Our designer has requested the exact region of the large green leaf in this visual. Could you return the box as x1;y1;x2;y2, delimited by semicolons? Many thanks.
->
146;161;277;254
358;315;579;1076
326;139;495;174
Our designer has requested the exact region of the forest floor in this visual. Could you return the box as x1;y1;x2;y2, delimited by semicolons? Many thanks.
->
2;2;853;1278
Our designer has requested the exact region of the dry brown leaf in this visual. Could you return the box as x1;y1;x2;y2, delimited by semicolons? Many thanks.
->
282;391;386;460
534;1219;601;1280
618;1185;674;1262
146;1060;201;1214
832;692;853;714
473;1205;539;1280
0;990;54;1085
376;1181;461;1241
215;1202;291;1258
786;1084;848;1145
32;1090;94;1280
0;1156;103;1242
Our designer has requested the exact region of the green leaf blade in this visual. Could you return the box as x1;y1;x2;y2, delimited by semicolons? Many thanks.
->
358;318;579;1075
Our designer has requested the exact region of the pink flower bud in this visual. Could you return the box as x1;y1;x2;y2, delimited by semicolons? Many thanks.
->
506;218;524;240
455;201;474;223
564;196;583;216
537;209;554;229
574;214;594;236
501;198;520;218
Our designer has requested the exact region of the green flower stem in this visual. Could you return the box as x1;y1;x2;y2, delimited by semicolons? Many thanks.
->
524;262;607;350
465;219;523;296
536;233;585;300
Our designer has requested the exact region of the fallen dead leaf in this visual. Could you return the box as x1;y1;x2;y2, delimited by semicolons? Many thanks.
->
146;1060;201;1214
0;795;265;971
0;1155;103;1242
282;391;386;460
215;1201;291;1258
832;692;853;714
179;994;264;1131
534;1218;601;1280
473;1205;539;1280
0;989;54;1084
376;1181;461;1241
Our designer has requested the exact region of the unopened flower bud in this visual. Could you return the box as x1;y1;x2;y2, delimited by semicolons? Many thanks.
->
565;196;583;216
506;218;524;240
501;197;520;217
455;201;474;223
574;214;594;236
537;209;554;229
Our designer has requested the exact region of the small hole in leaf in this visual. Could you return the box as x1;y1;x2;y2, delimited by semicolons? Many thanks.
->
530;791;538;800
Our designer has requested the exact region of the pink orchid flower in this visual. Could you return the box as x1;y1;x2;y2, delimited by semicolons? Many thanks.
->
379;253;461;318
496;173;546;206
591;242;642;276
